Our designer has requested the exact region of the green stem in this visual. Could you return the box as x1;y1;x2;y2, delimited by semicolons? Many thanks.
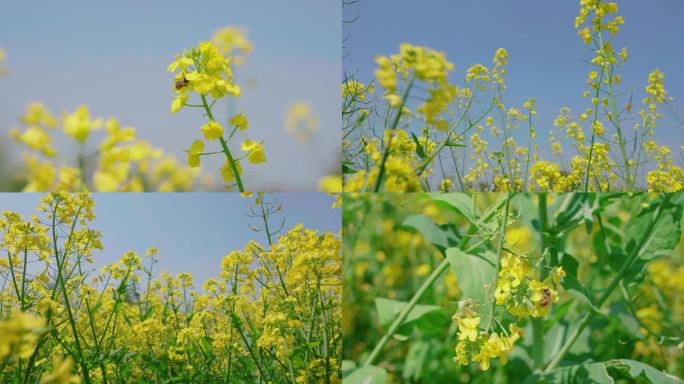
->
523;110;534;191
533;193;550;370
373;77;415;192
607;78;632;189
200;94;245;192
50;201;91;384
415;92;480;177
78;142;87;189
488;193;512;329
363;257;449;367
20;246;28;311
544;194;673;372
583;31;607;192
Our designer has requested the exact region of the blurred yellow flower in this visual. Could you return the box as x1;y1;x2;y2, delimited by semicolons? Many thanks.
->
285;101;318;142
241;140;266;164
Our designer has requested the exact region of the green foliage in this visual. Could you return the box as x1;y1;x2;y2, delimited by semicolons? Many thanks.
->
374;298;450;338
344;365;388;384
342;193;684;383
402;214;460;254
526;359;683;384
446;248;496;326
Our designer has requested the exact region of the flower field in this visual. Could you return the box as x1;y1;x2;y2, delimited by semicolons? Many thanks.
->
342;192;683;383
342;0;683;192
0;193;341;383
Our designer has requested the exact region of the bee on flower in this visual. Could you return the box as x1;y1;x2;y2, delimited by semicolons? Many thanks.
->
167;29;267;192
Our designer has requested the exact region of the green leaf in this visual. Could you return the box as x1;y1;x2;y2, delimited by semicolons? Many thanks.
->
343;365;387;384
560;253;598;311
523;363;611;383
342;162;356;175
608;359;682;383
402;340;430;382
446;248;496;326
401;214;459;254
524;359;683;384
552;193;599;235
608;303;641;336
425;193;480;225
625;201;682;261
199;336;213;356
342;360;358;376
374;298;450;337
443;141;466;147
411;132;426;159
542;319;591;365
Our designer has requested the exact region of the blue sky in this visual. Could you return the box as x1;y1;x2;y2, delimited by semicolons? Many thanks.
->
0;193;340;285
0;0;340;191
343;0;684;151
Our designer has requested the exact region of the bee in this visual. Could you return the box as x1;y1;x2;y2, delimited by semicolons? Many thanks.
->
456;298;479;312
539;288;552;307
175;74;190;90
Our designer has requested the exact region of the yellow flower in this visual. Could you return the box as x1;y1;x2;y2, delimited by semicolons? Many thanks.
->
0;311;46;360
187;140;204;168
456;316;480;342
472;349;491;371
374;55;397;96
241;140;266;164
63;105;103;143
40;356;81;384
230;113;249;131
317;175;342;192
342;80;374;100
15;126;57;156
171;94;189;114
201;121;224;141
285;102;318;142
552;266;566;283
212;26;252;61
221;159;243;182
21;102;58;127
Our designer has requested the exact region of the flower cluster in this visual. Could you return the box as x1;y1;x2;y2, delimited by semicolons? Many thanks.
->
8;103;198;192
452;315;523;371
344;129;424;192
167;27;266;191
495;255;565;318
450;254;564;371
632;259;684;366
342;80;374;101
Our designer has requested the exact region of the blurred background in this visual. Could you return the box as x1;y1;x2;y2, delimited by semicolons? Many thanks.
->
0;0;340;191
0;192;340;285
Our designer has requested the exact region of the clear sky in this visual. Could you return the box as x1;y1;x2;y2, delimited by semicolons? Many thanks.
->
0;193;340;286
343;0;684;151
0;0;340;191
